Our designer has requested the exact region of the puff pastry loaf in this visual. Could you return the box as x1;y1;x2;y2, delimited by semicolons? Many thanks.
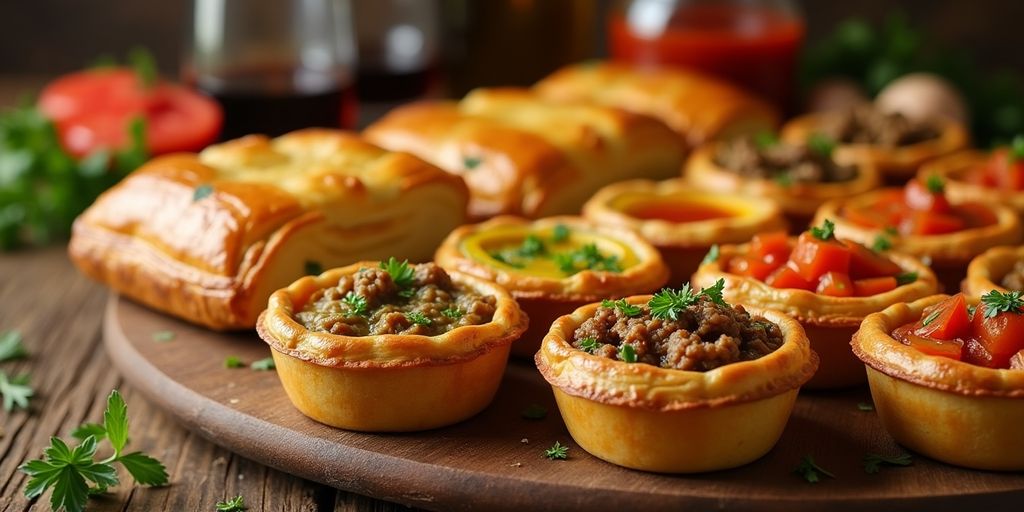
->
69;129;469;330
364;87;686;219
534;61;778;147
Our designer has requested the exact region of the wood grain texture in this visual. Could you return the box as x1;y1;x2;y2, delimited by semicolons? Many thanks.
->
0;248;412;511
105;291;1024;511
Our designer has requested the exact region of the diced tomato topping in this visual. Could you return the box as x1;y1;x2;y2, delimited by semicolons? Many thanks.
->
986;148;1024;191
789;231;851;283
843;190;905;229
971;303;1024;368
899;211;965;236
963;338;999;368
893;325;963;360
727;255;778;281
844;241;902;278
816;271;853;297
913;294;972;341
765;263;814;291
853;276;898;296
904;178;951;214
750;231;791;266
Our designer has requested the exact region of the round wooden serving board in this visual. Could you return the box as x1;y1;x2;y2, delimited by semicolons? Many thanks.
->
103;294;1024;511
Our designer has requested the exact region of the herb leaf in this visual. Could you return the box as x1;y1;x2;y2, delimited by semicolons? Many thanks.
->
216;494;247;511
128;47;158;88
920;309;941;326
700;278;727;306
754;131;780;150
224;356;244;369
794;455;835;483
380;257;415;289
895;272;918;285
250;357;275;371
463;156;482;170
304;260;323;276
71;423;107;442
544;441;569;460
151;330;175;342
519;234;546;257
601;298;642;317
521;404;548;420
553;243;622;275
871;235;892;252
807;133;837;158
774;172;794;188
1011;134;1024;161
617;343;637;363
0;330;27;362
405;311;432;326
863;452;913;474
648;279;728;320
342;292;368;317
0;371;33;411
810;219;836;241
103;390;129;456
442;307;464;319
193;184;214;202
578;338;600;354
551;224;570;243
981;289;1024;318
702;244;720;265
925;174;945;194
118;452;168;486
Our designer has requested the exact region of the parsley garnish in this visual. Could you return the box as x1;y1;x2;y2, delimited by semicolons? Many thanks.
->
342;292;368;317
544;441;569;460
151;330;175;342
128;47;158;88
617;343;637;363
554;244;622;275
216;495;247;511
1;371;32;411
1011;135;1024;161
442;307;464;319
71;423;107;442
810;219;836;241
405;311;433;326
968;304;978;317
883;226;899;236
19;390;168;511
521;404;548;420
304;260;323;276
0;330;27;362
863;452;913;474
871;235;892;252
578;338;600;354
895;272;918;285
753;131;780;150
193;183;214;202
699;279;727;306
925;174;945;194
490;251;526;268
807;133;837;158
774;172;794;188
981;289;1024;318
380;257;416;289
648;279;727;320
250;357;275;371
519;234;547;257
920;309;941;326
224;356;244;369
551;224;570;243
794;455;835;483
397;288;417;299
463;156;482;170
702;244;720;265
601;298;642;317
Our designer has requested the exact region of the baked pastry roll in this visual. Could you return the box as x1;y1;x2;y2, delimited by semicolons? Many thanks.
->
963;245;1024;298
364;87;685;219
920;148;1024;215
69;129;469;330
534;61;778;147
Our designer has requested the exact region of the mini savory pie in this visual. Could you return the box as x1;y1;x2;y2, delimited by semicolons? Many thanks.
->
814;176;1023;293
781;105;968;182
919;143;1024;214
70;129;468;330
534;61;778;147
433;216;668;358
257;259;527;432
685;134;880;227
963;245;1024;298
535;283;817;473
581;178;786;285
852;292;1024;470
364;87;685;219
692;220;938;388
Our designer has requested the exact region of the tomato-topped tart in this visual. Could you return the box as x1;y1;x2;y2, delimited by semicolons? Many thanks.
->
964;245;1024;299
536;280;817;473
692;219;938;388
684;132;879;227
920;136;1024;215
815;176;1022;292
434;216;669;358
852;291;1024;470
582;179;786;285
781;105;968;182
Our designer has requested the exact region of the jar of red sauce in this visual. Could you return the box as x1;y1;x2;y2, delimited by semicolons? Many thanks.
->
608;0;804;111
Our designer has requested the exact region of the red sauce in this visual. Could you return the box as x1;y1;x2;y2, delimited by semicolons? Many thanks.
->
624;200;734;223
842;182;998;236
608;4;804;110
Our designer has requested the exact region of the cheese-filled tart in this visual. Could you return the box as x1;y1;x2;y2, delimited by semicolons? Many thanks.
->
814;175;1022;293
364;87;685;219
536;282;817;473
684;134;880;228
582;178;786;285
781;105;968;182
963;245;1024;299
919;142;1024;215
69;129;468;330
853;292;1024;470
534;61;778;147
257;259;527;432
692;220;938;388
434;216;668;358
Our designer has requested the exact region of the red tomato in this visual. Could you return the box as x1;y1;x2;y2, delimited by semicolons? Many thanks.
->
987;148;1024;191
817;271;853;297
853;276;898;296
971;304;1024;368
903;179;951;214
765;263;814;291
844;241;901;279
893;325;963;360
843;190;906;229
38;68;222;157
788;231;851;282
750;231;790;266
963;338;998;368
899;211;965;236
727;255;778;281
914;294;971;341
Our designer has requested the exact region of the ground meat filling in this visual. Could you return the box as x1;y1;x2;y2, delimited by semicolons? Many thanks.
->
715;136;857;184
296;263;496;337
1001;260;1024;290
571;297;784;371
818;106;939;147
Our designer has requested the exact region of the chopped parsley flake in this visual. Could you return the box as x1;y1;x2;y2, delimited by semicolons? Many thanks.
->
578;337;600;354
601;298;642;317
544;441;569;460
617;343;637;363
342;292;369;317
192;183;214;201
794;455;835;483
809;219;836;241
551;224;570;242
380;257;415;289
442;307;464;319
554;243;622;275
405;311;433;326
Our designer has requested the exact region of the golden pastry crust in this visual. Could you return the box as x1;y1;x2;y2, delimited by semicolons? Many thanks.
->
258;262;527;367
69;129;468;330
963;245;1024;298
853;295;1024;397
536;298;817;411
920;150;1024;214
534;61;778;147
814;189;1023;267
433;215;669;302
684;143;881;219
780;113;969;180
364;87;685;219
691;243;940;327
581;178;787;248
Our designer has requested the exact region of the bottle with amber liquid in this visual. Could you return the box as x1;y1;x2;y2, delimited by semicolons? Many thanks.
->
182;0;358;140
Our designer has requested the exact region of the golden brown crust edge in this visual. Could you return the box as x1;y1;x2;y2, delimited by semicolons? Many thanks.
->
920;150;1024;214
535;297;818;411
963;245;1024;298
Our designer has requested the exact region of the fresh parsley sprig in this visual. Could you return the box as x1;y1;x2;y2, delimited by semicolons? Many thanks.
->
553;244;622;275
895;272;918;285
250;357;275;371
863;452;913;474
342;292;368;317
380;257;415;289
981;289;1024;318
810;219;836;241
578;338;600;354
19;390;168;512
871;234;892;252
648;279;728;321
551;224;570;243
216;495;246;512
0;330;28;362
601;298;642;317
442;307;464;319
794;455;835;483
405;311;432;326
1;371;32;411
617;344;637;363
925;174;945;194
544;441;569;460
